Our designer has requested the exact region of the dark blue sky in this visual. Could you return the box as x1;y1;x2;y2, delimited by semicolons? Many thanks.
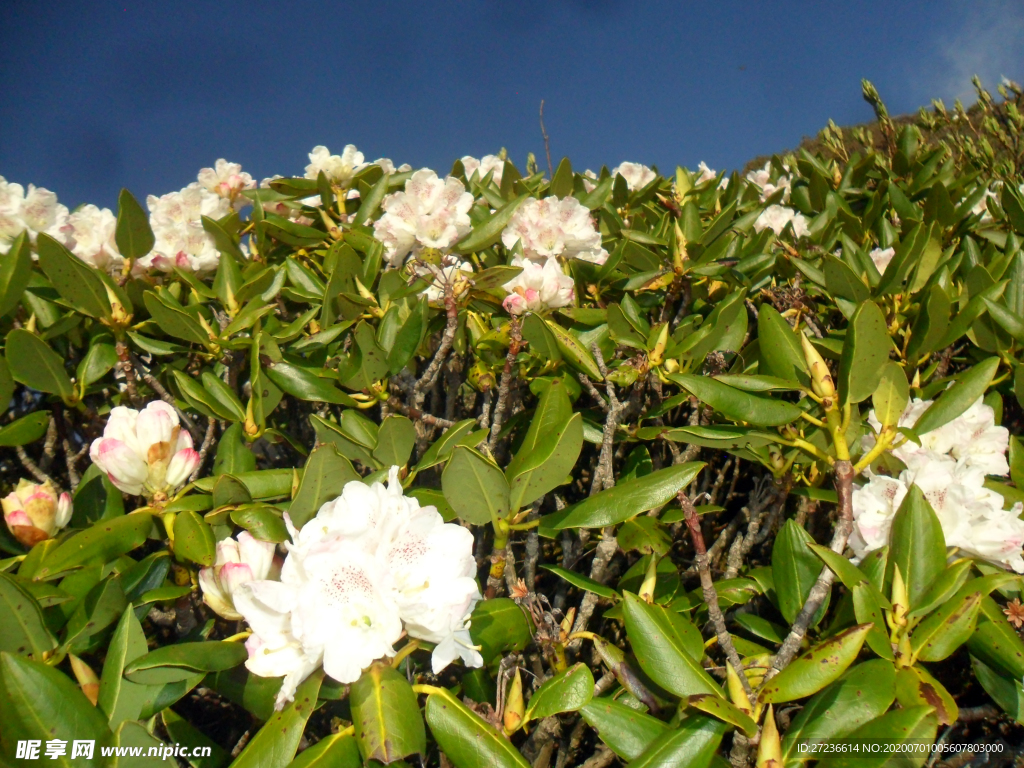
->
1;0;1021;210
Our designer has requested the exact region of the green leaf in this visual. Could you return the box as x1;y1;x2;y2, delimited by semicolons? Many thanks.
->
115;188;155;260
286;733;361;768
288;446;360;528
414;419;484;472
98;606;150;728
808;543;890;610
971;656;1024;723
173;510;216;566
523;663;594;723
265;361;359;406
506;379;582;511
230;672;323;768
37;512;152;578
772;520;824;625
214;423;257;476
549;157;574;198
823;253;870;302
539;565;619;599
757;305;810;385
193;468;294;499
350;662;426;763
907;283;951;359
0;231;32;317
36;232;113;319
623;715;726;768
686;693;758;737
759;624;872;703
201;372;247;422
910;589;982;663
837;300;890;406
623;592;719;697
895;665;958;725
423;687;530;768
0;652;110;767
5;328;73;397
967;596;1024;679
0;572;56;657
310;413;379;468
0;410;51;447
540;463;704;531
812;706;937;768
442;446;510;525
871;361;909;428
161;708;229;768
454;194;528;254
889;485;947;607
544;317;603;380
781;659;896;761
912;356;999;434
469;598;532;663
231;506;289;543
125;641;248;684
520;312;563;361
580;697;668;761
143;291;211;346
373;414;417;469
668;373;802;426
63;577;127;650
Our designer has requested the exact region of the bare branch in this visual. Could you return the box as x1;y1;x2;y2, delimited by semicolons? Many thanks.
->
539;100;553;177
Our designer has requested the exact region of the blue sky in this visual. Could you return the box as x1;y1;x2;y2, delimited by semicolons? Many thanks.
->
1;0;1022;210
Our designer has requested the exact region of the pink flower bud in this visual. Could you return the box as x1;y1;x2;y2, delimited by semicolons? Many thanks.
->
2;479;72;546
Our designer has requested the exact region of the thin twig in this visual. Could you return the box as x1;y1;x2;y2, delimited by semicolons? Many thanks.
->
53;405;80;491
413;284;459;409
680;490;754;701
387;397;456;429
129;353;199;438
488;316;522;454
17;446;60;490
539;100;553;177
763;460;855;683
190;418;218;483
116;342;142;407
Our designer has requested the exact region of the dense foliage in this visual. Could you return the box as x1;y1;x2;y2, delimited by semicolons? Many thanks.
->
2;79;1024;767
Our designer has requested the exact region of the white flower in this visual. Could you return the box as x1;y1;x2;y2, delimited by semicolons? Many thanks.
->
501;196;607;265
581;170;599;193
745;161;791;202
198;532;278;620
305;145;365;187
421;256;473;302
612;162;656;192
869;247;895;274
373;170;473;265
141;183;232;273
89;401;201;498
65;205;123;272
197;159;254;208
238;467;482;707
2;479;72;547
461;155;505;186
855;397;1024;572
372;158;412;175
753;205;809;238
0;177;68;254
865;397;1007;476
501;255;575;315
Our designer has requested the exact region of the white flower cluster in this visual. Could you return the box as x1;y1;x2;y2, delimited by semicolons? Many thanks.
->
305;145;409;189
197;159;254;208
231;467;482;709
612;162;656;192
745;161;792;202
373;169;474;265
138;181;234;273
0;177;68;255
461;155;505;186
852;397;1024;572
754;205;809;238
501;197;607;265
502;255;575;315
421;254;473;302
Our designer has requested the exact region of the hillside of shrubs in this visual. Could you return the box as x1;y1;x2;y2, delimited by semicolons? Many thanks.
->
1;78;1024;767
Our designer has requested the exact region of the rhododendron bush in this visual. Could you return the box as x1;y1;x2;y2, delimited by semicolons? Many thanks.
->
3;80;1024;767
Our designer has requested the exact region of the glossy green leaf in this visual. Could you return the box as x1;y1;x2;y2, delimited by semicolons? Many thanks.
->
912;356;999;434
0;410;51;447
229;672;323;768
523;663;594;723
37;512;152;578
813;706;937;768
36;233;113;319
98;606;150;728
623;591;719;697
580;697;668;761
115;188;155;260
0;231;32;317
540;462;704;531
5;328;73;397
889;485;946;607
668;373;802;426
623;715;726;768
373;414;416;469
424;687;530;768
143;291;212;346
837;300;890;406
910;589;982;663
871;361;909;428
772;520;824;625
544;317;603;380
441;446;510;525
759;624;872;703
469;598;532;663
895;665;957;725
687;693;758;737
350;662;426;763
0;652;110;767
0;572;56;657
172;510;216;566
286;733;361;768
540;565;619;599
454;194;528;254
213;422;257;476
756;305;810;385
781;659;896;761
265;361;359;406
288;445;360;528
125;641;248;684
